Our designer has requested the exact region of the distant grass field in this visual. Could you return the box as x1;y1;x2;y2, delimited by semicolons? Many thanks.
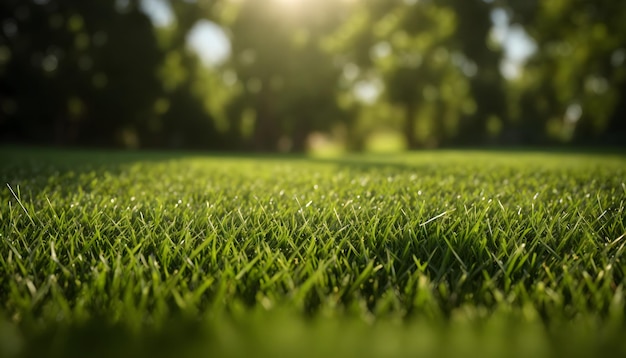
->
1;148;626;358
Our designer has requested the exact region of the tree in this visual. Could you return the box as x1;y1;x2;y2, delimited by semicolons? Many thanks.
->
219;0;347;152
0;0;164;147
503;0;626;144
328;0;506;149
445;0;507;145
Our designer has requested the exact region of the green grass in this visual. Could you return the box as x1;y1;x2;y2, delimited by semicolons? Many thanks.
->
1;148;625;358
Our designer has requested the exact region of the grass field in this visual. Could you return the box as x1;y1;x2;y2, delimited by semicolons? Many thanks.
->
1;148;626;358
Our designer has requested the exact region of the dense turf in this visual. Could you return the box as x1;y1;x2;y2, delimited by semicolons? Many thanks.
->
1;148;626;357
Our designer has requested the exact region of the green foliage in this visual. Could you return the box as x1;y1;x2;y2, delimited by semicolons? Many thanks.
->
221;0;348;151
0;0;624;150
0;0;164;146
1;149;625;356
505;0;626;144
328;0;505;148
0;0;225;150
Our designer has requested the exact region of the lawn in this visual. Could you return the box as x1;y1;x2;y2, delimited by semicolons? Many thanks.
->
1;148;625;358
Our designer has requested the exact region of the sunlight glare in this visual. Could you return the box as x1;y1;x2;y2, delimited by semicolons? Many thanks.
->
272;0;357;10
273;0;305;9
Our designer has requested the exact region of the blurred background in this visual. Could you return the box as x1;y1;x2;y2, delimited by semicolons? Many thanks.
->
0;0;624;153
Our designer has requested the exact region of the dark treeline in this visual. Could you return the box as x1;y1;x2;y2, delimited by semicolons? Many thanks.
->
1;0;624;152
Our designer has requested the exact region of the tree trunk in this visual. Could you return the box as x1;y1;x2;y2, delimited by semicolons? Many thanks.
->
252;84;278;151
604;82;626;145
404;102;418;149
291;120;310;153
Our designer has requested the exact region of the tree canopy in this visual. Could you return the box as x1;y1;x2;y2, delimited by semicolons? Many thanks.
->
1;0;623;151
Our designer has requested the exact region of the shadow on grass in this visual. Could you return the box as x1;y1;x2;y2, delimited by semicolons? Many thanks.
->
2;145;624;201
2;144;624;170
